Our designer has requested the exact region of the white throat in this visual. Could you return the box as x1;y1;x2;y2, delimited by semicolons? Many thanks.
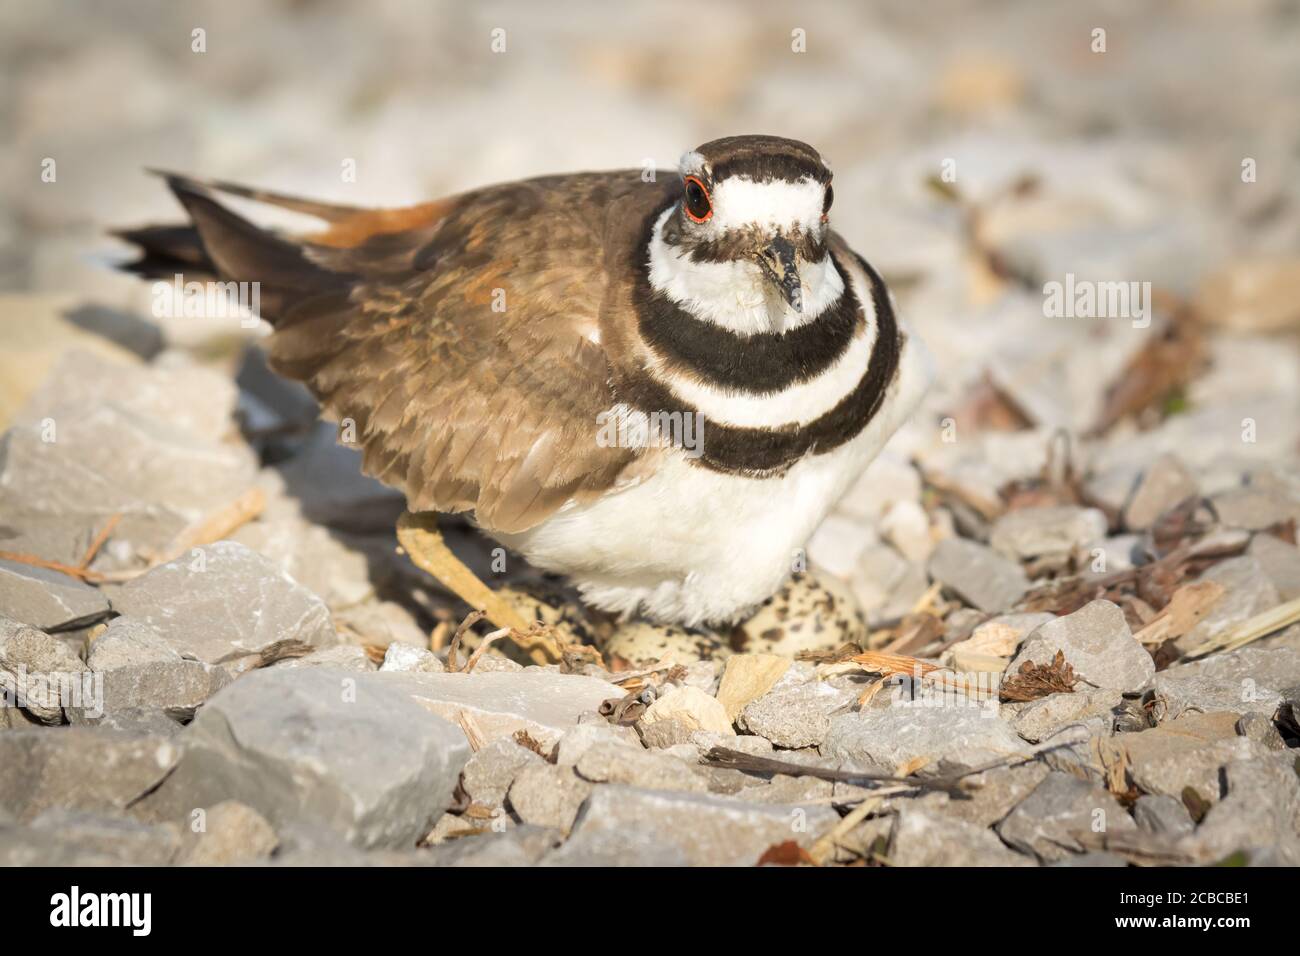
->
645;208;843;336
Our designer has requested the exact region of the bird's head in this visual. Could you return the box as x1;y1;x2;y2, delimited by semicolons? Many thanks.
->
663;135;833;314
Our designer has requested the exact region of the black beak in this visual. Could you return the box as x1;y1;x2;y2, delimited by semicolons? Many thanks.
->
753;235;803;313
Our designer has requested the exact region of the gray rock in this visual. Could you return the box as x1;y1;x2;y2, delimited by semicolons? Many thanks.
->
275;644;376;672
178;800;278;865
905;761;1052;828
822;702;1029;773
989;506;1108;561
142;667;470;849
108;540;339;676
422;825;561;866
997;771;1137;862
1175;556;1281;653
1007;688;1122;743
84;618;210;719
0;615;89;723
1235;712;1287;750
0;559;109;632
1249;533;1300;601
553;785;837;866
0;728;181;822
1118;711;1261;802
1009;600;1153;694
0;405;257;555
77;707;183;736
507;764;592;834
1132;794;1194;836
574;740;708;793
1152;646;1300;718
1049;851;1130;867
889;809;1033;866
928;538;1030;613
1122;454;1197;531
739;681;857;748
378;669;624;749
1183;753;1300;863
379;643;444;673
15;349;236;447
554;721;641;765
29;809;182;865
460;738;546;809
1210;486;1300;531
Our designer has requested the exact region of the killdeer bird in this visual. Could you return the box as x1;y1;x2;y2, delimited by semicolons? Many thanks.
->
117;135;931;636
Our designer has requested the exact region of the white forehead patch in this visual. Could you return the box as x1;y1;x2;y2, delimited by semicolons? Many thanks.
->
678;151;706;178
706;176;825;233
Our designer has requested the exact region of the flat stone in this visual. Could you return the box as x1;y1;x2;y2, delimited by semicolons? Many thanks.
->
108;540;338;676
822;702;1029;773
0;728;181;823
554;785;838;867
554;721;641;765
507;764;591;834
1122;454;1198;531
1176;555;1281;653
377;669;624;749
1007;688;1122;744
1182;753;1300;863
274;421;405;533
928;538;1029;614
889;809;1033;866
0;404;257;555
905;761;1052;828
16;349;237;446
716;653;791;721
1132;794;1194;836
1249;533;1300;601
1236;712;1287;750
179;800;279;865
27;809;182;865
0;559;110;632
990;506;1108;561
881;499;936;562
1009;600;1153;693
1210;486;1300;531
997;771;1138;862
640;685;734;736
1117;712;1262;802
0;615;89;723
1152;646;1300;718
84;618;211;720
574;740;708;793
739;681;857;749
379;643;444;673
275;644;376;672
423;825;561;866
141;667;470;849
460;738;546;808
944;612;1054;673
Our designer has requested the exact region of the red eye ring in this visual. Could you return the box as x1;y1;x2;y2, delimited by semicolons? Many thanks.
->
682;175;713;223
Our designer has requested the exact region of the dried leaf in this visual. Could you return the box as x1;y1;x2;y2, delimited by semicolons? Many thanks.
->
999;649;1078;702
757;840;817;867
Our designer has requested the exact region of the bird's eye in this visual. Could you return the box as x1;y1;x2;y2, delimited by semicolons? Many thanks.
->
821;183;834;221
683;176;712;222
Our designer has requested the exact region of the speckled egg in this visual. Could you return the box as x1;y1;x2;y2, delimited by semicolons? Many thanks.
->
734;567;866;657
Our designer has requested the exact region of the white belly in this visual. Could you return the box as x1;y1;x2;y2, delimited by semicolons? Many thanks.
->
496;325;933;625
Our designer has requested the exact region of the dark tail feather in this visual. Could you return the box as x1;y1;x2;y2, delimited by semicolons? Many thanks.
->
114;172;355;325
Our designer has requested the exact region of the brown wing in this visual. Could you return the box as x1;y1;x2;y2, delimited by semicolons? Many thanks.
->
129;171;678;533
